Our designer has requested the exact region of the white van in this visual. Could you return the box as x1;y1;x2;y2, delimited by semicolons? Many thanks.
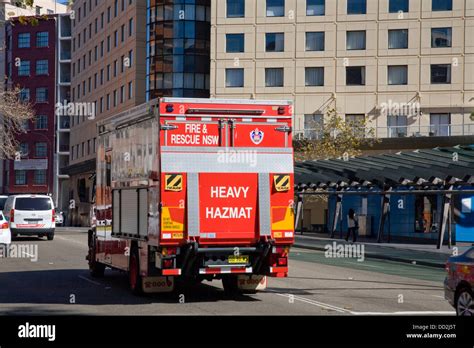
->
3;195;56;240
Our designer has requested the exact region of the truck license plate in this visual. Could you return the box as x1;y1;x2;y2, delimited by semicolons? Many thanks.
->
228;255;249;264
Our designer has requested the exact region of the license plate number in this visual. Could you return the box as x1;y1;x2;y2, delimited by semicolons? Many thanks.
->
228;255;249;264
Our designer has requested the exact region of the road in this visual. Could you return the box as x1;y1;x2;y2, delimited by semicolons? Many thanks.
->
0;228;455;316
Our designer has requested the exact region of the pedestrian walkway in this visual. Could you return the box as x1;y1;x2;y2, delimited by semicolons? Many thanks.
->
294;233;472;268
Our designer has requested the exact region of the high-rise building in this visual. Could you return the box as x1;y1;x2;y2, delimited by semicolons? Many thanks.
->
210;0;474;149
3;14;62;196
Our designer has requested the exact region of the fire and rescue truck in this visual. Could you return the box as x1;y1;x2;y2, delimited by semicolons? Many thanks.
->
87;98;295;295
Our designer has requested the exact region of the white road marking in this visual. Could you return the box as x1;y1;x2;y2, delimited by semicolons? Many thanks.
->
78;275;102;286
268;291;456;316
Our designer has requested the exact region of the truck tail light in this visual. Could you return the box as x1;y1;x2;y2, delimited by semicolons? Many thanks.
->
1;222;8;229
10;209;14;223
52;209;55;222
277;257;287;266
162;259;174;269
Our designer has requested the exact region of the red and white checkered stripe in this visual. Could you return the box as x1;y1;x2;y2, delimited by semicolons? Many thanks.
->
199;267;253;275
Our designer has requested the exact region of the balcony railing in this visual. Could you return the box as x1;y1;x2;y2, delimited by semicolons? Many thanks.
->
295;124;474;140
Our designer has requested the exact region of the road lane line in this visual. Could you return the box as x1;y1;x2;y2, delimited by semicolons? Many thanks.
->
353;311;455;316
78;275;102;286
268;290;352;314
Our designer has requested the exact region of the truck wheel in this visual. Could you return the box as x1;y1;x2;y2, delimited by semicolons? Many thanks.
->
129;247;143;295
222;275;239;294
88;231;105;277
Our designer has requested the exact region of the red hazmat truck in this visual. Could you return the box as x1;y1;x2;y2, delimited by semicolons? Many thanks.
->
87;98;295;294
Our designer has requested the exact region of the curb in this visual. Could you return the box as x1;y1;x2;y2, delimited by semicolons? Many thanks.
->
293;243;446;269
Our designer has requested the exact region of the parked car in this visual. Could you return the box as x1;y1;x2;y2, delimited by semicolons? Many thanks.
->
445;247;474;316
3;195;56;241
0;211;11;257
0;195;8;211
55;211;64;226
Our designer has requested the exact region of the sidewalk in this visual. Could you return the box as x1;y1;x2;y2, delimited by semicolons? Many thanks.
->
294;233;471;268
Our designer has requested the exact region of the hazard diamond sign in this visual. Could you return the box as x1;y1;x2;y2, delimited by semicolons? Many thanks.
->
274;174;290;192
165;174;183;191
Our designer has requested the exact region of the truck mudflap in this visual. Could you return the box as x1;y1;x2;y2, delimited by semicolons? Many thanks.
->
142;276;175;293
237;275;267;291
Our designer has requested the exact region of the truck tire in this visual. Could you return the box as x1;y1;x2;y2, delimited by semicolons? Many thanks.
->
222;275;239;294
129;247;144;296
88;230;105;278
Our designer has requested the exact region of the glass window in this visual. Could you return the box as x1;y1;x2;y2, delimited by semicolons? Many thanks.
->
19;143;28;157
16;197;52;210
346;31;366;50
388;65;408;85
35;142;47;157
34;170;47;185
266;33;284;52
304;114;323;140
227;0;245;18
431;64;451;84
226;68;244;87
432;0;452;11
346;66;366;85
18;60;30;76
15;171;27;185
36;60;48;75
36;87;48;102
20;89;30;101
265;68;284;87
226;33;244;53
35;115;48;129
305;67;324;86
388;29;408;49
306;32;325;51
388;115;408;138
18;33;30;48
306;0;325;16
129;18;134;36
431;27;452;48
347;0;366;14
389;0;409;13
267;0;285;17
430;113;451;136
36;32;49;47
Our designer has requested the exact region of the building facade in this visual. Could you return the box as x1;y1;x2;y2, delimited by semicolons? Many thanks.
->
210;0;474;144
4;16;58;195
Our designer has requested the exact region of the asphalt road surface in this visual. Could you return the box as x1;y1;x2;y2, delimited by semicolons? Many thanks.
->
0;228;455;316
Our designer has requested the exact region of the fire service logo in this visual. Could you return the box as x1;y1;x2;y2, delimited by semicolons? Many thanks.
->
250;128;264;145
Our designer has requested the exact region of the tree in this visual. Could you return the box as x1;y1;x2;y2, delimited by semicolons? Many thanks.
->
294;107;379;162
0;87;35;159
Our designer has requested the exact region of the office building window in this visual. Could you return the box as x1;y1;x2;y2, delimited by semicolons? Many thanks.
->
36;87;48;102
225;68;244;87
389;0;409;13
36;60;48;75
387;115;408;138
346;66;366;85
35;142;47;157
18;60;30;76
266;0;285;17
431;64;451;84
20;89;30;102
388;29;408;49
120;85;125;103
432;0;452;11
347;0;366;14
35;115;48;129
15;171;27;185
430;113;450;136
18;33;30;48
346;31;366;50
431;27;452;48
128;81;133;99
19;143;28;157
36;32;48;47
305;67;324;86
306;0;325;16
265;68;284;87
306;32;325;51
34;170;47;185
388;65;408;85
304;114;323;140
226;34;244;53
227;0;245;18
129;18;134;36
266;33;284;52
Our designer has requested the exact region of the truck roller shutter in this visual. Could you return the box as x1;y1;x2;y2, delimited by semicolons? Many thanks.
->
258;173;272;237
187;173;200;237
